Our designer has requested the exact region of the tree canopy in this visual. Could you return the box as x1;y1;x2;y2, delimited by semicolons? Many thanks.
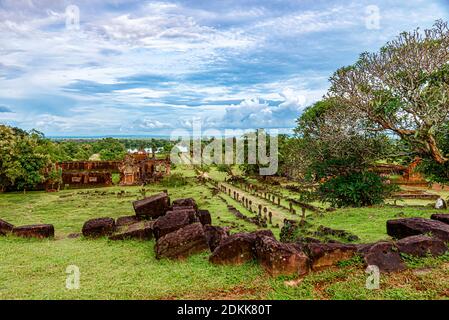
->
329;20;449;167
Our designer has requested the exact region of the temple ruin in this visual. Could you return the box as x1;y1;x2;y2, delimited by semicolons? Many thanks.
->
55;151;170;189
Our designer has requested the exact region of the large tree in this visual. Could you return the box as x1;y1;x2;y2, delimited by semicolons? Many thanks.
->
0;125;52;191
292;99;395;207
294;98;392;180
329;20;449;166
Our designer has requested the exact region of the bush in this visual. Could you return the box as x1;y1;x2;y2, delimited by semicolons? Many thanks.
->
318;171;397;208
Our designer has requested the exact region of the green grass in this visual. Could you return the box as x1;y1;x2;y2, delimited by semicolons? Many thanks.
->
1;166;448;300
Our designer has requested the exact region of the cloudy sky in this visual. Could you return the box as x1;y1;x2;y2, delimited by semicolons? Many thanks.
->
0;0;448;136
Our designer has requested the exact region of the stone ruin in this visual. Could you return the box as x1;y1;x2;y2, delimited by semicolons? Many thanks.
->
51;151;170;190
0;219;54;239
370;157;427;187
79;193;449;276
1;192;448;278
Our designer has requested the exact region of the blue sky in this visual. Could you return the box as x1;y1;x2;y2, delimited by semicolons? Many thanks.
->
0;0;448;136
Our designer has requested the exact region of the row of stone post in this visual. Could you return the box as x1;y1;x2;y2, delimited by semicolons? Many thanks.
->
220;183;275;225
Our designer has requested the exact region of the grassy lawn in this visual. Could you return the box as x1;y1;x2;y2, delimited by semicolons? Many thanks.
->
1;167;448;300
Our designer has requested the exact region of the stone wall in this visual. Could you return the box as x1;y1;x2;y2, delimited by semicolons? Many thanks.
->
58;161;121;172
61;171;113;188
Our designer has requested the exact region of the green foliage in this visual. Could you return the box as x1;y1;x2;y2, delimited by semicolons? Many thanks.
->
418;123;449;184
92;138;127;161
336;255;364;268
401;251;449;269
294;99;393;181
0;125;52;191
330;21;449;174
318;171;398;208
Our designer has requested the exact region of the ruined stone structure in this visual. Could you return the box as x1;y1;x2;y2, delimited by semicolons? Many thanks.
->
119;152;170;186
58;161;119;188
56;151;170;189
370;157;427;186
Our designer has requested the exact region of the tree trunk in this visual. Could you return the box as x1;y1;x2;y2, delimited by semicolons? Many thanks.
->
426;134;448;164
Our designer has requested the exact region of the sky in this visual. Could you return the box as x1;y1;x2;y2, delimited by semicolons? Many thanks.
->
0;0;448;136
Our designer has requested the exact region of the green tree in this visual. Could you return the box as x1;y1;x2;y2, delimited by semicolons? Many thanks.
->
92;138;126;161
0;125;52;191
329;21;449;180
292;99;395;207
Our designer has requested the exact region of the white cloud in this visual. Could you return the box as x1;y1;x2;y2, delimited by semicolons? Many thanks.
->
0;0;446;134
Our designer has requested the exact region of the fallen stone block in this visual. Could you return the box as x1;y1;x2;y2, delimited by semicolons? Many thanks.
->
172;198;198;211
356;242;378;256
82;217;116;238
133;193;170;219
209;230;275;265
306;243;358;270
197;210;212;225
153;210;196;240
109;221;154;240
116;215;141;227
431;214;449;225
67;233;81;239
387;217;449;241
396;235;447;257
12;224;54;239
255;236;309;276
0;219;14;235
203;225;230;251
171;205;195;212
363;242;406;273
155;223;209;259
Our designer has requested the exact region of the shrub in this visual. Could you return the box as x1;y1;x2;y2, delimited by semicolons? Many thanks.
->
318;171;397;208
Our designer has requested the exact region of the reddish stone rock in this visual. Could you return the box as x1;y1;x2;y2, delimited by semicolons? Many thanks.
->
431;214;449;225
364;242;406;273
155;223;209;259
209;230;275;265
82;217;116;238
67;233;81;239
172;198;198;211
307;243;358;270
12;224;54;239
255;236;309;276
153;210;196;240
396;235;447;257
133;193;170;219
203;225;230;251
253;229;275;239
116;215;141;227
356;242;378;256
197;210;212;225
170;209;198;222
0;219;14;235
387;218;449;241
171;205;195;212
109;221;154;240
